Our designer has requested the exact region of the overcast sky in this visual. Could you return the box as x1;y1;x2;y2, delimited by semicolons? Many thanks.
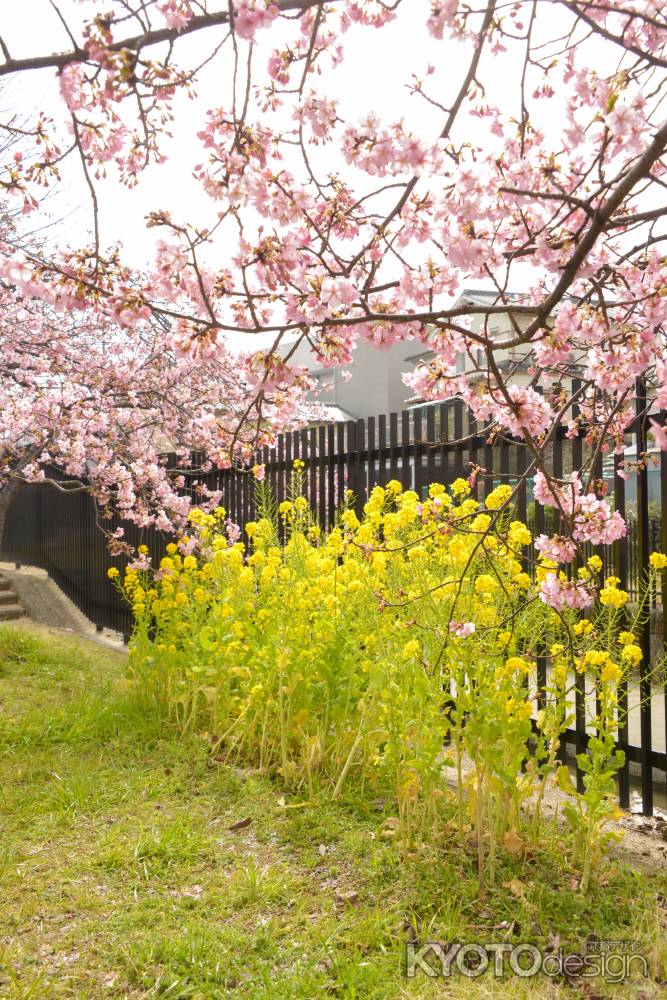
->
2;0;560;266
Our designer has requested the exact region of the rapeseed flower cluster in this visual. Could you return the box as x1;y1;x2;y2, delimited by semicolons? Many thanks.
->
111;468;666;875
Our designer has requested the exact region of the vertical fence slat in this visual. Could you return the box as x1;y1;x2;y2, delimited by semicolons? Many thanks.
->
468;410;478;497
327;423;335;522
426;406;436;488
389;412;399;482
318;424;327;529
614;451;630;809
439;403;449;487
367;416;376;495
483;422;494;501
661;418;667;813
454;399;464;480
413;407;423;497
636;378;653;816
570;380;587;793
306;427;315;512
355;418;366;520
345;420;357;510
336;422;345;515
378;414;387;487
401;410;411;490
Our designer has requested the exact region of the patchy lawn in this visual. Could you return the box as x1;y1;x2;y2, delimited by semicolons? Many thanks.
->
0;622;665;999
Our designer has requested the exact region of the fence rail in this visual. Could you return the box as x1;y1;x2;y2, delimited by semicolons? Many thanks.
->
2;396;666;815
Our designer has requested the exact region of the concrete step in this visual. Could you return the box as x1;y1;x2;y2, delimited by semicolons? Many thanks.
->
0;578;11;591
0;605;23;621
0;590;18;605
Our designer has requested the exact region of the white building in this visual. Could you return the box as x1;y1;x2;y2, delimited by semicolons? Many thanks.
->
288;289;537;422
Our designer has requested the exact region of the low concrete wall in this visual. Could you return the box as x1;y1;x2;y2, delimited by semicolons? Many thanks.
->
0;561;126;652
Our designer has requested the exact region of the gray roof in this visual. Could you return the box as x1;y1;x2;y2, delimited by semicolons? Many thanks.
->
458;288;530;307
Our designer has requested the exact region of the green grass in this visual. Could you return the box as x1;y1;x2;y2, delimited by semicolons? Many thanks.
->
0;622;665;999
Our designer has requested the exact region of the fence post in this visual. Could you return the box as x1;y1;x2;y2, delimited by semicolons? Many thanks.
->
614;451;630;809
571;379;586;793
635;377;653;816
661;412;667;812
367;416;376;495
355;418;366;520
413;407;423;497
401;410;411;490
378;413;387;488
440;402;450;487
345;420;357;510
389;412;399;482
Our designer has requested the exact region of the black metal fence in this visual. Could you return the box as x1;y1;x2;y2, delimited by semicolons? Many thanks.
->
1;394;666;815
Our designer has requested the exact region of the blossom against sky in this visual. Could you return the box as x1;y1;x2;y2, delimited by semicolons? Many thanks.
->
3;0;567;271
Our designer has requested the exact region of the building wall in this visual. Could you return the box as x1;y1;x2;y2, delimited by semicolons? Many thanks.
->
285;293;539;420
289;336;422;419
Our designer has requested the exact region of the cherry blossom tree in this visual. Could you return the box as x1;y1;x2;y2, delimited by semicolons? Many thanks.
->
0;0;666;596
0;246;311;545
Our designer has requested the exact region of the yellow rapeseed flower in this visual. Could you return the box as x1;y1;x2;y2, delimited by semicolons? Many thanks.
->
451;478;471;498
621;643;642;666
601;661;622;684
599;584;629;609
342;510;360;530
485;484;513;510
402;639;421;660
504;656;532;676
508;521;532;548
471;514;491;533
553;662;568;686
475;574;498;595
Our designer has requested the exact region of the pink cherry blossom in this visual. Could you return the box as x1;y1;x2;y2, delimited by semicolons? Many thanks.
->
449;621;476;639
539;573;595;612
534;534;578;565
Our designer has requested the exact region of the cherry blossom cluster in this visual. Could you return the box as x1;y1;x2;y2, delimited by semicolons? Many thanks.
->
235;1;279;41
0;225;314;538
539;573;595;613
533;470;626;558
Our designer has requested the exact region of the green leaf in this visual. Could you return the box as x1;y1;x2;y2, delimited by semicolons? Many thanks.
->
556;764;576;796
